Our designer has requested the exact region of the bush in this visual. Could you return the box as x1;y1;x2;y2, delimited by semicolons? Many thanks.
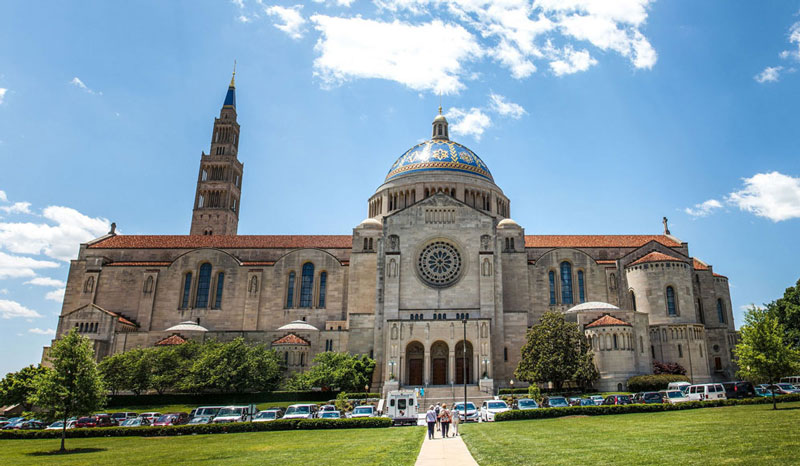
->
341;392;380;400
106;391;338;408
0;417;392;440
627;374;690;392
494;393;800;422
498;388;529;395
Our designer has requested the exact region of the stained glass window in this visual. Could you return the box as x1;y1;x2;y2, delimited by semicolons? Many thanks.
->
717;299;725;323
549;271;556;305
195;264;212;308
213;272;224;309
577;270;585;303
318;272;327;308
181;272;191;309
286;272;296;308
666;286;677;316
299;263;314;308
560;262;573;305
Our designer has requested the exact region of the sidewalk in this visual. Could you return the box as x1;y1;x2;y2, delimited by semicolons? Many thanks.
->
415;429;478;466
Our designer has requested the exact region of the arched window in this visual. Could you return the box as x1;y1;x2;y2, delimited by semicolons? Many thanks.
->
213;272;224;309
504;347;508;361
560;262;573;305
577;270;585;303
300;263;314;308
318;272;327;308
194;264;212;308
697;299;705;324
548;271;556;305
613;334;618;350
717;299;726;323
678;344;683;358
630;290;637;311
286;272;296;308
666;286;677;316
181;272;192;309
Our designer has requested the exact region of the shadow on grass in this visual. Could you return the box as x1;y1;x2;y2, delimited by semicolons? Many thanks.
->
27;447;107;456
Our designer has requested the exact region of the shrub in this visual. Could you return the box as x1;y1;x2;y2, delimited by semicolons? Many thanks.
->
0;417;392;440
627;374;690;392
498;388;529;394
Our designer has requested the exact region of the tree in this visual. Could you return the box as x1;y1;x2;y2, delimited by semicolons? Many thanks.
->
515;311;591;390
653;361;687;375
0;365;51;411
150;342;200;394
98;353;129;395
188;339;283;393
765;278;800;349
28;329;106;452
288;352;376;392
574;350;600;391
735;306;800;410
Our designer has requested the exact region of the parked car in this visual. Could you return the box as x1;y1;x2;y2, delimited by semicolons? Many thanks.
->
94;414;117;427
11;420;46;430
187;416;213;425
282;404;318;420
350;406;375;418
111;412;138;423
636;392;664;404
668;381;691;392
318;405;338;417
213;406;256;423
578;398;597;406
686;384;727;401
138;412;162;424
320;411;342;419
120;418;150;427
253;409;283;423
153;412;189;426
567;397;582;406
541;396;570;408
46;420;77;430
75;417;97;428
480;400;509;422
589;395;605;405
452;402;479;422
602;395;632;405
722;381;756;399
754;387;772;397
766;383;800;395
780;376;800;386
659;390;690;404
2;418;26;429
514;398;539;410
193;406;223;418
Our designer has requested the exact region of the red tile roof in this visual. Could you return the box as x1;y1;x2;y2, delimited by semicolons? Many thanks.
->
89;235;353;250
596;260;616;265
713;273;728;279
155;334;187;346
693;258;710;270
272;333;310;346
108;261;172;267
586;314;632;328
628;251;684;267
525;235;680;248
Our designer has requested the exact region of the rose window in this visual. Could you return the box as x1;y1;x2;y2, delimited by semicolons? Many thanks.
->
417;241;463;287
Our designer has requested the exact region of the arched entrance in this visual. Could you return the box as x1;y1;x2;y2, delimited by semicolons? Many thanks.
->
455;340;474;384
430;341;449;385
405;341;424;386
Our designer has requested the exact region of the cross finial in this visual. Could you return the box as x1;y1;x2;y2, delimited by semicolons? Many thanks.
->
230;59;236;87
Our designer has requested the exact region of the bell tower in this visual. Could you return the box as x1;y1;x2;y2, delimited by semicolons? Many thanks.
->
190;68;243;236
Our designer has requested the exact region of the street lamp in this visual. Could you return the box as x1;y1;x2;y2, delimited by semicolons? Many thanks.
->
510;379;514;391
462;316;468;421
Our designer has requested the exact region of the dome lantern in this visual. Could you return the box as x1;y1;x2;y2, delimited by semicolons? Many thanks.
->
432;106;449;140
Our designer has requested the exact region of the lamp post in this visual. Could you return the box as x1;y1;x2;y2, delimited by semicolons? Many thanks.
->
510;379;514;391
462;316;468;421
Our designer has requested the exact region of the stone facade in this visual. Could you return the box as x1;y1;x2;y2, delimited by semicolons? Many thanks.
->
42;80;739;393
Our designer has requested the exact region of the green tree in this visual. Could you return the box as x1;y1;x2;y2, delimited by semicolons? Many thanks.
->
289;352;376;392
28;329;106;452
765;278;800;349
574;349;600;391
98;352;129;395
735;306;800;410
515;311;591;390
0;365;51;411
126;348;153;395
188;339;283;393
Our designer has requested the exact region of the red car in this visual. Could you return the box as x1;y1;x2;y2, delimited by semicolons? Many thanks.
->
152;412;189;426
75;416;97;428
94;414;117;427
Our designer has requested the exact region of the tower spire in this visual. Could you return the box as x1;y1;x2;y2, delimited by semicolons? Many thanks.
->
230;60;236;88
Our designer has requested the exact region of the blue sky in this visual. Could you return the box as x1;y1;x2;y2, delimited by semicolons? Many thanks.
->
1;1;799;376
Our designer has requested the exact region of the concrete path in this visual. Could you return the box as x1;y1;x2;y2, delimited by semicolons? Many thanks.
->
415;428;478;466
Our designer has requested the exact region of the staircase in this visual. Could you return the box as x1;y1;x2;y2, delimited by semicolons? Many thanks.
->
418;385;492;408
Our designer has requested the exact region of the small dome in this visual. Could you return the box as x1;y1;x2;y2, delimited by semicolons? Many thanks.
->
165;321;208;332
277;320;319;332
565;302;620;313
358;218;382;229
497;218;519;228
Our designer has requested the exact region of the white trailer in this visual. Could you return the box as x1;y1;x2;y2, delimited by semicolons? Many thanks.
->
384;389;419;426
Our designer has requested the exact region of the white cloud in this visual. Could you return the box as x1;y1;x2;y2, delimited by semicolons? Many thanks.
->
0;205;110;262
45;288;65;302
313;0;354;6
779;21;800;61
0;251;59;279
24;277;66;288
28;328;55;336
0;88;7;105
0;202;32;215
549;46;597;76
684;199;723;218
70;77;101;95
0;289;7;294
755;66;783;83
231;0;244;8
489;93;525;119
0;299;42;319
727;171;800;222
0;190;7;202
446;107;491;140
238;15;252;23
266;5;307;39
312;16;482;94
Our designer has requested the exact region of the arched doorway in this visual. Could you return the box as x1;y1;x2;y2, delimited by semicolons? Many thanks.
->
430;341;449;385
405;341;424;386
455;340;473;384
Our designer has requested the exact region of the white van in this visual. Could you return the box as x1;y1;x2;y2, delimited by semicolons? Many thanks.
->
686;384;727;401
667;381;690;393
384;389;418;426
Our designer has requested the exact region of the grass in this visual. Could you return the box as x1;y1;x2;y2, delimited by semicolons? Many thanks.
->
460;401;800;465
0;426;425;466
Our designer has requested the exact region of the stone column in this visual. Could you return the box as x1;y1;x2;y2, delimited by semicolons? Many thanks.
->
449;350;455;385
424;350;431;385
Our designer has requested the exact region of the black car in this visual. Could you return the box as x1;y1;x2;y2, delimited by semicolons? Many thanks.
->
722;381;755;399
602;395;632;405
639;392;664;404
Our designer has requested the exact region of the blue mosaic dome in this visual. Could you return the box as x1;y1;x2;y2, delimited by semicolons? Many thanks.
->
386;139;493;182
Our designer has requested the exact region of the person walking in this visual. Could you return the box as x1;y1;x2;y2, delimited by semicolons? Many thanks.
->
451;404;460;436
425;405;437;440
434;403;441;432
439;403;451;438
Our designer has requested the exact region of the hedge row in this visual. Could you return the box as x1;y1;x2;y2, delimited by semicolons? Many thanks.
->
341;393;380;400
106;391;339;408
498;388;587;396
0;417;392;440
495;393;800;422
626;374;690;392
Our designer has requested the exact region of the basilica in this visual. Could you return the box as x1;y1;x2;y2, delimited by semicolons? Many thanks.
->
45;75;739;393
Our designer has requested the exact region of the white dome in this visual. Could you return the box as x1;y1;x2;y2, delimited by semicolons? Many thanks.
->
565;302;620;313
497;218;519;228
165;321;208;332
358;218;382;229
277;320;319;331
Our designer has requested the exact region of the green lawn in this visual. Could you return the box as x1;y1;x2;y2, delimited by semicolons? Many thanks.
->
460;401;800;465
0;426;425;466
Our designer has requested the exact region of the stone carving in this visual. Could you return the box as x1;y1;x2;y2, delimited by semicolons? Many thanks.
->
481;234;491;251
249;276;258;294
388;258;397;278
388;235;399;252
391;323;398;340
